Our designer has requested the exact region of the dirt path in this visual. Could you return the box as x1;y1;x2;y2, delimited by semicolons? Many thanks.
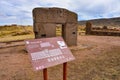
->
70;36;120;62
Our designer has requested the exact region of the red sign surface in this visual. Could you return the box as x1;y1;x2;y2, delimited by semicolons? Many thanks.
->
25;37;75;71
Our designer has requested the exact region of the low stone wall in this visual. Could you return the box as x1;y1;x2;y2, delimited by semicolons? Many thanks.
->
85;21;120;36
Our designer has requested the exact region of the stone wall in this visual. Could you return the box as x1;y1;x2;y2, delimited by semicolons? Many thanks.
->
85;21;120;36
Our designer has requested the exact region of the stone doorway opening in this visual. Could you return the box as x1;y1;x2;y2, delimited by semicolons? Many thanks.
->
56;24;65;40
56;24;62;36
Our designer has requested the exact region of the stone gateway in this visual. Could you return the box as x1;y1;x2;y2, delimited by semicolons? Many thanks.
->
33;7;78;46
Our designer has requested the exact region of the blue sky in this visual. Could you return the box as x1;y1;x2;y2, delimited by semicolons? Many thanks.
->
0;0;120;25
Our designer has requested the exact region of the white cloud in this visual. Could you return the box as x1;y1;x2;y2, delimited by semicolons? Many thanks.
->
0;0;120;25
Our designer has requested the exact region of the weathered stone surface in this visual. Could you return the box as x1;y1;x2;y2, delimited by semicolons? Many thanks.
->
34;23;56;38
85;21;92;34
33;7;78;46
65;23;77;46
33;7;77;23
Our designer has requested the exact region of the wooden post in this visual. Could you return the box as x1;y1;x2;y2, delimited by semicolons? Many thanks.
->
63;62;67;80
43;68;48;80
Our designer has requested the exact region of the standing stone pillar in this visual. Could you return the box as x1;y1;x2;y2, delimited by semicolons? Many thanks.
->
86;21;92;35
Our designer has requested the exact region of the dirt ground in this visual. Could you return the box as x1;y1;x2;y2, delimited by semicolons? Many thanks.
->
0;35;120;80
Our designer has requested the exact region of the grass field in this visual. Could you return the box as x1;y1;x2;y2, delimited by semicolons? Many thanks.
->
0;25;34;42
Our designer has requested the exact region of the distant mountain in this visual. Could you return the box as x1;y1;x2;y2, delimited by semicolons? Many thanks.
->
78;17;120;27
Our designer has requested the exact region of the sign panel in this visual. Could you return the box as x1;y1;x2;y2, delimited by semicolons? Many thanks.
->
25;37;75;71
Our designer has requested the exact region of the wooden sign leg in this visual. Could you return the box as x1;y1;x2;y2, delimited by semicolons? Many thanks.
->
63;62;67;80
43;68;48;80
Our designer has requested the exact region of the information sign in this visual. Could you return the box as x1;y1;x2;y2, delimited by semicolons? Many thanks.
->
25;37;75;71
